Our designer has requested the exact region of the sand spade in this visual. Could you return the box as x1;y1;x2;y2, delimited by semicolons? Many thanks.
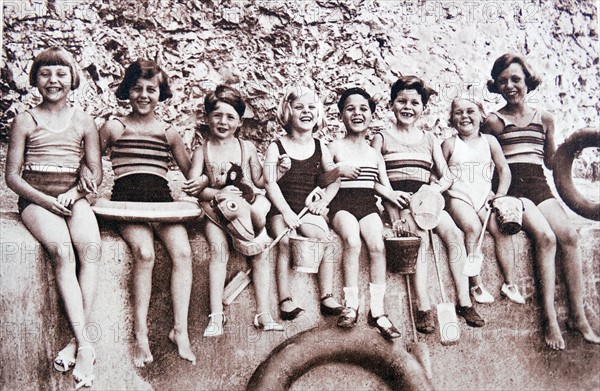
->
405;275;433;379
462;205;493;277
223;187;325;305
430;230;460;345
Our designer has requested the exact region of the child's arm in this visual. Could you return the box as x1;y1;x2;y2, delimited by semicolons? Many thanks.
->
5;112;72;216
373;150;402;208
486;134;511;197
431;138;454;193
59;112;103;207
166;127;192;179
182;146;210;197
310;140;340;216
263;141;301;229
541;110;557;170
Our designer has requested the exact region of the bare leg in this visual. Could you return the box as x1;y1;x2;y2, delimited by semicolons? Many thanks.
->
155;223;196;363
21;204;90;368
538;199;600;344
520;199;564;350
269;216;298;313
435;211;471;307
332;212;361;290
66;199;102;375
119;223;156;367
301;214;341;308
204;221;229;335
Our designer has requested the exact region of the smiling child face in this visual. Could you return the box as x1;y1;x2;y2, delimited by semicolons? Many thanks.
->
451;99;482;137
341;94;372;134
207;101;241;140
391;89;423;127
36;65;72;103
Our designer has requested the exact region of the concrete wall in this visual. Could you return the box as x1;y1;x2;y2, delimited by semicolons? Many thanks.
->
1;210;598;390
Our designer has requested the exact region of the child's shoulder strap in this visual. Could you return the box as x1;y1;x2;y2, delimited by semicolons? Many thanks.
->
314;137;322;156
275;139;286;155
238;138;247;163
24;109;39;126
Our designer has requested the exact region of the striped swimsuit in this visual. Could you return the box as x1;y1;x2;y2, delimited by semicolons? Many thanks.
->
109;118;174;202
18;109;82;213
491;110;554;205
377;128;435;193
328;166;379;221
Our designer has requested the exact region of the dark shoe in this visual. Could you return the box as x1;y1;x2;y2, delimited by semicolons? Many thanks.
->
456;305;485;328
278;297;304;321
415;310;435;334
320;293;344;316
367;311;401;340
337;307;359;328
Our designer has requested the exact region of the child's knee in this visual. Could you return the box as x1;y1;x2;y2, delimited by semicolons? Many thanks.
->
131;245;156;265
343;234;361;252
536;230;556;251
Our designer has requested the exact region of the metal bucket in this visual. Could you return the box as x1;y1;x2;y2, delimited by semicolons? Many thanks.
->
492;196;524;235
385;231;421;274
290;235;328;273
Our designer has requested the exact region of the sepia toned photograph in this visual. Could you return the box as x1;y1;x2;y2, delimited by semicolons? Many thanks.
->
1;1;599;390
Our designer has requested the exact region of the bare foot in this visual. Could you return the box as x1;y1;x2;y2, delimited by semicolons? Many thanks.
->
567;318;600;344
133;334;154;367
169;329;196;364
321;296;342;310
545;319;565;350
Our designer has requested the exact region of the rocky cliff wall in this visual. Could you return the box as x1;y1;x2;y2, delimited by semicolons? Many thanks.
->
2;0;598;153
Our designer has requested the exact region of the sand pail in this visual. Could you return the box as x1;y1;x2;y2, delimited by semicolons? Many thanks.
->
290;223;330;273
492;196;524;235
385;231;421;274
410;187;446;230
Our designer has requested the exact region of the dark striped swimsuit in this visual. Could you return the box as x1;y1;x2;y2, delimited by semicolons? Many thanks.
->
109;119;174;202
328;166;379;221
491;110;554;205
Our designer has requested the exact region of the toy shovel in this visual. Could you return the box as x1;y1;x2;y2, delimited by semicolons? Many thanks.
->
222;187;325;305
430;230;460;345
405;275;433;379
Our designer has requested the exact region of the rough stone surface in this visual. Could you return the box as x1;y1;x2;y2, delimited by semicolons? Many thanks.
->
2;0;599;154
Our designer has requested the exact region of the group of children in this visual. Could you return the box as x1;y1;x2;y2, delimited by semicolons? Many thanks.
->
6;47;599;388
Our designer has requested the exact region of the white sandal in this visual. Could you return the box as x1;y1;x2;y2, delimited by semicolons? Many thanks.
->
203;313;226;337
73;345;95;390
53;338;77;372
253;312;284;332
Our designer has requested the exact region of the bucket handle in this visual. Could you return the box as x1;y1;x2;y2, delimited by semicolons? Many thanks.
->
295;221;332;241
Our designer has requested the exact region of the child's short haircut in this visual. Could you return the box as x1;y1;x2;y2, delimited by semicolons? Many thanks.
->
29;46;80;90
337;87;376;113
204;84;246;118
277;86;326;134
487;53;542;94
448;98;487;128
390;76;437;106
115;59;172;101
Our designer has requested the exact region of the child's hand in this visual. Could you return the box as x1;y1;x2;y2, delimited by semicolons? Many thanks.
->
219;185;243;197
41;195;73;217
282;210;301;230
394;191;412;208
337;163;361;179
78;175;98;195
277;154;291;173
57;188;85;208
182;176;208;196
307;199;329;216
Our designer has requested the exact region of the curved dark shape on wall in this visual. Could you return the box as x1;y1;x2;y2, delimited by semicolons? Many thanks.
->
247;326;434;390
553;128;600;221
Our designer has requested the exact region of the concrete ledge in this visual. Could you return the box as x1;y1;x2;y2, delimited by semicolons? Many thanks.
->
1;211;599;390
